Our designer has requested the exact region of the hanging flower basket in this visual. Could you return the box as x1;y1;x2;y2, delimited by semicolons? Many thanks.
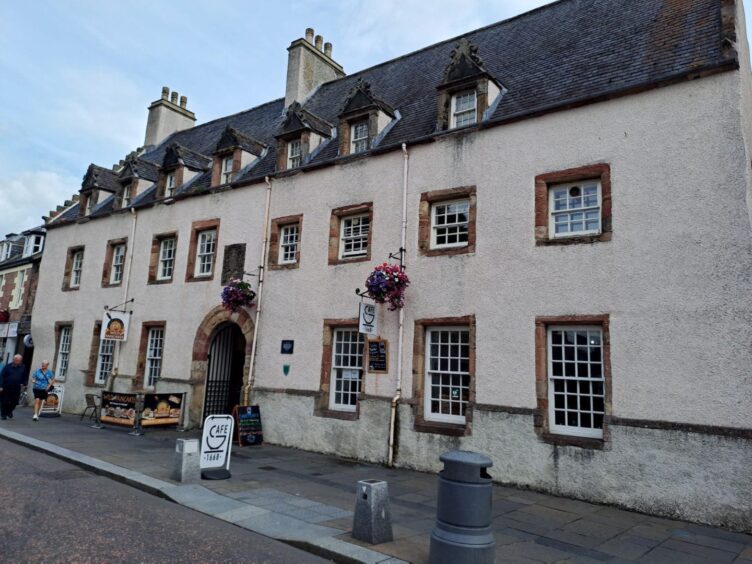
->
220;278;256;312
365;263;410;311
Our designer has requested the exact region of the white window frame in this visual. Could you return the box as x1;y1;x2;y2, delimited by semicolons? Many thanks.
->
339;214;370;259
56;326;72;380
145;327;164;388
430;199;470;249
279;224;299;265
329;328;365;412
157;238;176;281
165;173;176;197
10;268;27;309
194;230;216;277
547;325;605;439
424;326;471;424
451;90;477;128
23;234;44;257
287;139;302;169
221;156;234;184
351;121;369;154
548;180;602;238
122;184;132;207
110;244;126;285
95;338;115;384
71;250;84;288
0;242;11;261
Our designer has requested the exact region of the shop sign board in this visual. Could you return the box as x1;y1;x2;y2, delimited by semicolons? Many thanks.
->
359;303;377;336
40;385;64;416
367;339;389;373
100;311;130;342
200;415;234;470
141;393;183;427
100;392;138;426
233;405;263;446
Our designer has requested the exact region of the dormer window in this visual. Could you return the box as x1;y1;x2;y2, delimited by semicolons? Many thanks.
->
86;192;98;215
165;173;176;197
0;242;12;261
287;139;302;169
221;156;234;183
437;38;503;132
451;90;477;128
351;121;369;154
22;235;44;257
122;184;132;207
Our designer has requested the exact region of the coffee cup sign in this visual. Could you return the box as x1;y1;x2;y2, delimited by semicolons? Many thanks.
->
359;302;377;336
200;414;234;470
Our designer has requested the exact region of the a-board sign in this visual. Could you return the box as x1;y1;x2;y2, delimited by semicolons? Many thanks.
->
201;414;234;470
233;405;263;446
141;393;182;427
100;392;138;426
40;384;64;417
367;339;389;373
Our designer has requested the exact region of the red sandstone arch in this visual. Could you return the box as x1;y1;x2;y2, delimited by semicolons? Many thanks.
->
192;305;255;361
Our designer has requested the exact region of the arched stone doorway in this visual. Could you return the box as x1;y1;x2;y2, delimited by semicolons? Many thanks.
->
190;306;254;426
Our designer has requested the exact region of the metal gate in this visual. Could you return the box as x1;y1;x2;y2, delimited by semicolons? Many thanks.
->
203;325;235;418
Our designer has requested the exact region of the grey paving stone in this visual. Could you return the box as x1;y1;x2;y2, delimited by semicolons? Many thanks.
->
563;517;629;540
639;546;710;563
235;512;343;541
278;507;335;523
492;499;530;517
535;536;613;561
596;535;656;560
629;524;674;542
683;524;752;546
661;538;737;562
214;504;270;523
516;503;582;524
540;528;606;549
670;529;749;554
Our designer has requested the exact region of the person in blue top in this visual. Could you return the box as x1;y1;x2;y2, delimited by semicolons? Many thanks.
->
0;355;28;420
31;360;56;421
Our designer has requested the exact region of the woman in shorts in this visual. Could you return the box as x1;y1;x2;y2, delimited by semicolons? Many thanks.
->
31;360;55;421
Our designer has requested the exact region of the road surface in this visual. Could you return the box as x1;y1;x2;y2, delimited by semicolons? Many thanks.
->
0;439;329;563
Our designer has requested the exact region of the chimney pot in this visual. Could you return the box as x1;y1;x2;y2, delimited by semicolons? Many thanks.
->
314;35;323;50
161;86;169;100
170;91;178;104
324;42;332;57
180;95;187;108
305;28;314;43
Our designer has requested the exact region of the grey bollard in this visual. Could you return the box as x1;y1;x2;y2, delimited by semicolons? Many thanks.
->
172;438;200;483
352;479;393;544
429;450;495;564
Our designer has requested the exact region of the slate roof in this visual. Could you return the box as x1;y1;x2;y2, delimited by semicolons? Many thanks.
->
59;0;735;225
82;164;120;193
162;143;212;171
216;126;267;155
120;157;159;182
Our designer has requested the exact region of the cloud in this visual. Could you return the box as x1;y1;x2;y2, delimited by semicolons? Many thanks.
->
0;171;79;234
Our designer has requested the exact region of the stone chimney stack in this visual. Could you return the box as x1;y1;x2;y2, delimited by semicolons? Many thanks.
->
285;28;345;108
144;86;196;148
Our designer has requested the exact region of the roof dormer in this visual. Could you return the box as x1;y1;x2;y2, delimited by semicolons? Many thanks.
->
337;79;396;157
436;38;504;132
211;126;267;186
275;103;332;171
158;143;210;199
79;164;120;217
116;156;159;209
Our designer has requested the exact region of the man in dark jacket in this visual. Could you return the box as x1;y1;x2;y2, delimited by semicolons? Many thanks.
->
0;355;27;420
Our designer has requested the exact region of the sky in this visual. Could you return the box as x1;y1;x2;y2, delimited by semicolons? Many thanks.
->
0;0;750;235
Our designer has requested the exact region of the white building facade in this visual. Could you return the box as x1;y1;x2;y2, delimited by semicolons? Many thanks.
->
32;0;752;530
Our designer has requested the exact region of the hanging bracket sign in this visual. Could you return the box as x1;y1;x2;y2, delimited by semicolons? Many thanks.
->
101;311;130;342
359;302;378;336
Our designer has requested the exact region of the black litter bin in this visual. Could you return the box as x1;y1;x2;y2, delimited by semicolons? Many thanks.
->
429;450;495;564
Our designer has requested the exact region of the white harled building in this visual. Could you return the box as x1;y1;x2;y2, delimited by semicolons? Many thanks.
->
32;0;752;530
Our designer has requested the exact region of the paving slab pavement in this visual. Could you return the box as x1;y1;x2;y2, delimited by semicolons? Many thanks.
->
0;411;750;563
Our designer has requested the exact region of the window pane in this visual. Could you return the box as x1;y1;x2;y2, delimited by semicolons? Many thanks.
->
425;328;470;422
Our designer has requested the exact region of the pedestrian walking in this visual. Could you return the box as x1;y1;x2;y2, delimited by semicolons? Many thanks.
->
30;360;55;421
0;355;28;420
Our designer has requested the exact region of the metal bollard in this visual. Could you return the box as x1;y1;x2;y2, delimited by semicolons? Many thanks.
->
172;438;200;483
352;479;393;544
429;450;495;564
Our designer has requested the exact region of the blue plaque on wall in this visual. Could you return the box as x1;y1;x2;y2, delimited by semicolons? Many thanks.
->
281;340;294;354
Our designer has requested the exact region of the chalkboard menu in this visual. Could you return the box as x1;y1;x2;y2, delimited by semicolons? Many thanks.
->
367;339;388;373
233;405;263;446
